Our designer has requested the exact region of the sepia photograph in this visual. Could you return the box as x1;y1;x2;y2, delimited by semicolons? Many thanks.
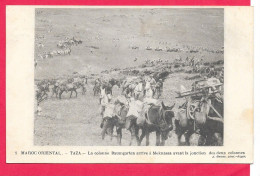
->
34;8;224;146
6;5;253;163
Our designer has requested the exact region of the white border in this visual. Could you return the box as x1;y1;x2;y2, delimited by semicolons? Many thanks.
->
251;0;259;175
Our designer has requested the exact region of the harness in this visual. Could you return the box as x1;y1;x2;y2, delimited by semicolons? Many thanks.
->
145;105;172;131
159;108;174;131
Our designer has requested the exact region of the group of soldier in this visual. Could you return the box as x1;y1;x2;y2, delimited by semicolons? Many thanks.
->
96;75;165;125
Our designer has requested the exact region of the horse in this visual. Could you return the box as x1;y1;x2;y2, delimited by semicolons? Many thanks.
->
138;101;175;146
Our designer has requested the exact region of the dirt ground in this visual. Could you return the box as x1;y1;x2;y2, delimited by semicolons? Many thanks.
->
34;8;224;146
34;85;180;146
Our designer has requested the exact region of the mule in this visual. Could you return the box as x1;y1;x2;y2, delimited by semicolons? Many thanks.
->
58;82;81;99
36;82;50;102
51;82;60;98
101;103;139;145
103;82;113;95
109;78;121;88
121;82;136;97
101;79;121;96
198;97;223;146
174;97;223;146
138;102;175;146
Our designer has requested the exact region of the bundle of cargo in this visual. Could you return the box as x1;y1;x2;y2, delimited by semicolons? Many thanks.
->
176;78;223;98
175;78;224;146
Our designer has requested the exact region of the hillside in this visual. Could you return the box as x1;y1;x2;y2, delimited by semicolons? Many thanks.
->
35;8;224;79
